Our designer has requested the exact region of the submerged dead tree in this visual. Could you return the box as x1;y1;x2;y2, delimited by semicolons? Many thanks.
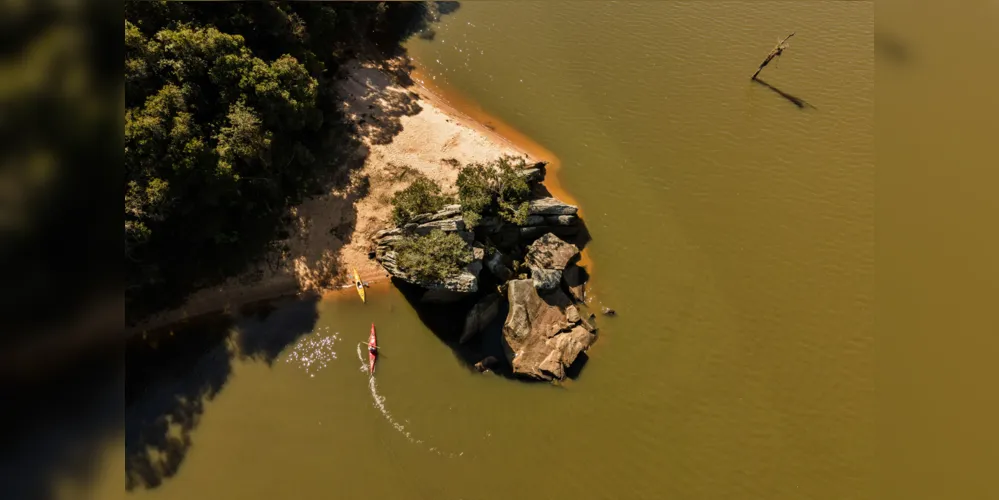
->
752;32;795;80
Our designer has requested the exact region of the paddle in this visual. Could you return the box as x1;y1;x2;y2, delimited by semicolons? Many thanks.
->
358;342;386;357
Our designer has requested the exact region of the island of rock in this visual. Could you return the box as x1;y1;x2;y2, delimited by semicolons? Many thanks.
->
373;162;597;381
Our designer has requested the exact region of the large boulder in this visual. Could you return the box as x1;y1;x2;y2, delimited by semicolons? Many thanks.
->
524;233;579;292
461;293;502;344
501;280;596;381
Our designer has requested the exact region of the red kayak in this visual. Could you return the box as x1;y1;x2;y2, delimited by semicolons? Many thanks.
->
367;323;378;375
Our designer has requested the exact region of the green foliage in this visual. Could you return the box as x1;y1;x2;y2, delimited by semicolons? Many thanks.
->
395;229;473;282
500;200;531;225
456;162;495;218
495;155;531;204
462;210;482;229
455;155;533;227
124;1;439;320
391;175;452;225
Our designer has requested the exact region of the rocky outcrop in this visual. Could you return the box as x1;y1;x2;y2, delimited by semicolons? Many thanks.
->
501;279;596;381
479;197;582;249
528;197;579;216
524;233;579;292
373;206;483;300
372;162;600;381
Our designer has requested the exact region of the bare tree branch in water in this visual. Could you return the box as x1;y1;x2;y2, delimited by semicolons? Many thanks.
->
752;32;795;80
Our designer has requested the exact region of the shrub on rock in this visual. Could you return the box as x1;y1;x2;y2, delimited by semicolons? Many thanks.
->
391;174;452;225
395;229;473;282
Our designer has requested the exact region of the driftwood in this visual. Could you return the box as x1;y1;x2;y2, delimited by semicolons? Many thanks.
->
752;32;795;80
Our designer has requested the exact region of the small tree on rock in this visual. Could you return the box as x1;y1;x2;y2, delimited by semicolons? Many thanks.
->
391;174;451;225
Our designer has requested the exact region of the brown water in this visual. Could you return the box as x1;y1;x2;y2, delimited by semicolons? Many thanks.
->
105;2;874;499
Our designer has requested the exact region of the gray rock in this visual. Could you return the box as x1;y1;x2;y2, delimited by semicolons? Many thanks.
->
461;293;502;344
414;216;465;234
523;233;579;292
544;215;578;226
502;280;596;381
530;267;562;292
528;197;578;216
409;204;461;224
601;307;616;317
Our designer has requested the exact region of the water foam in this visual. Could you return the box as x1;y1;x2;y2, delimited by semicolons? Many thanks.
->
356;343;465;459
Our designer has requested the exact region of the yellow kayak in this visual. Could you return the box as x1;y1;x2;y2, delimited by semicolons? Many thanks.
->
353;268;365;303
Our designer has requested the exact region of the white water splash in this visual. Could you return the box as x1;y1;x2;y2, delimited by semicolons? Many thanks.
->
356;344;465;459
284;327;341;377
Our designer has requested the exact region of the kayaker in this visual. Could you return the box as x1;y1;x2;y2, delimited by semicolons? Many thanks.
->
367;343;377;355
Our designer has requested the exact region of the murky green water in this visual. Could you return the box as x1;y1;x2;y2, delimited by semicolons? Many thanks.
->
110;2;873;499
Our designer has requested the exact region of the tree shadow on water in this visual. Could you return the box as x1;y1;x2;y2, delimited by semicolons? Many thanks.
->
124;295;320;491
0;347;123;500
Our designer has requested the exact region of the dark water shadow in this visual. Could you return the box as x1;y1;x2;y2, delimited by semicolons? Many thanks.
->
752;77;815;109
124;295;320;491
436;2;461;16
0;347;123;500
376;2;463;49
392;278;525;380
564;351;590;381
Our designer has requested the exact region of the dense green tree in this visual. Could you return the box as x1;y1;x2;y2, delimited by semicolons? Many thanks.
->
124;1;439;320
455;155;532;227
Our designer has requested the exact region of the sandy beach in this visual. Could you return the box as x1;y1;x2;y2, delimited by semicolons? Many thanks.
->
129;57;547;333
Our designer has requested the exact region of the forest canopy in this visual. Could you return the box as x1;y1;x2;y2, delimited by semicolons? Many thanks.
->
124;1;439;321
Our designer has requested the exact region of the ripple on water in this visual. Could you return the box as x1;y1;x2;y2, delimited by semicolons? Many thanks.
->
355;343;467;460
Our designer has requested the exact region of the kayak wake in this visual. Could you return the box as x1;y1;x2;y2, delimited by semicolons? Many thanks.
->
355;343;464;459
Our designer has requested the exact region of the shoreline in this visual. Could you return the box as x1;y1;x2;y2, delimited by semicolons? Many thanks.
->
128;57;583;335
